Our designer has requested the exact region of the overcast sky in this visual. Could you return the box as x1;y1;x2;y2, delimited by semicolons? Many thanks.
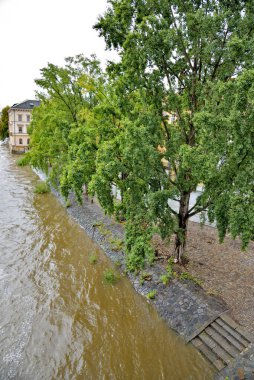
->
0;0;117;109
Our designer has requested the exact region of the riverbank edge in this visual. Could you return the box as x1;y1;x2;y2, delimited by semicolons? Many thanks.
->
50;189;254;379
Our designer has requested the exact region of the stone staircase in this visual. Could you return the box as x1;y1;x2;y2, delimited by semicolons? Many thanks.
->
191;313;253;371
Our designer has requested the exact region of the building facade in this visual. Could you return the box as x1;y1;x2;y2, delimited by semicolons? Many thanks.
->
8;100;40;153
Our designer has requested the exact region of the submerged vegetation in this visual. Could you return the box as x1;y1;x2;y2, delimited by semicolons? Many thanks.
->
34;181;50;194
23;1;254;271
103;268;119;285
89;253;98;265
16;155;30;167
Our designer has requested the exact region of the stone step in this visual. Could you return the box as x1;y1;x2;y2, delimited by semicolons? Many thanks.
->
220;313;239;329
209;322;245;352
191;313;253;371
220;314;253;343
199;331;217;349
192;337;224;371
215;318;250;347
205;327;239;358
235;326;254;344
199;331;236;364
211;344;232;365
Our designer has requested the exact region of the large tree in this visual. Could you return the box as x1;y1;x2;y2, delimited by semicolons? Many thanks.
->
0;106;10;140
28;55;103;198
94;0;254;263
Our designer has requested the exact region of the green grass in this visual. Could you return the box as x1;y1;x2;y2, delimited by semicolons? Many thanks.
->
34;181;50;194
97;224;112;237
92;220;103;227
160;274;169;286
109;237;124;252
65;199;71;208
179;272;202;286
146;290;157;299
166;262;174;280
103;268;119;285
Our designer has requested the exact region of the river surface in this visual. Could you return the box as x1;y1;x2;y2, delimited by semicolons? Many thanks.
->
0;144;214;380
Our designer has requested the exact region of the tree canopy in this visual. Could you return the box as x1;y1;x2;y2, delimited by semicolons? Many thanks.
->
0;106;10;140
27;0;254;270
94;0;254;263
28;55;103;201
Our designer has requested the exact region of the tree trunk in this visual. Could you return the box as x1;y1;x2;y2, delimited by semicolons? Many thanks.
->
120;172;128;202
174;192;191;264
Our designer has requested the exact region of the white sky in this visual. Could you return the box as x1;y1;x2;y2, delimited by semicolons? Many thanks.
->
0;0;117;109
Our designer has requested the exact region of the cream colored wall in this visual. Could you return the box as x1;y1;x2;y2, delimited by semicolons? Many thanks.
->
8;108;32;152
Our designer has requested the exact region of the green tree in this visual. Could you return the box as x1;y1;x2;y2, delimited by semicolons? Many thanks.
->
94;0;254;263
28;55;103;198
0;106;10;140
89;87;165;270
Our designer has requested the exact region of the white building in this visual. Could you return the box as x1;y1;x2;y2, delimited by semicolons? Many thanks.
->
8;99;40;153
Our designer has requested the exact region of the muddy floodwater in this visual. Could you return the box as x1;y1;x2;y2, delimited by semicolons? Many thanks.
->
0;144;214;379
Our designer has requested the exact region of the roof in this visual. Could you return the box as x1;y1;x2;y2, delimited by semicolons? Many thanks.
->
10;100;40;110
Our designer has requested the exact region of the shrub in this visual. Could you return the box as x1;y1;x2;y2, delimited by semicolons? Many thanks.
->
34;181;50;194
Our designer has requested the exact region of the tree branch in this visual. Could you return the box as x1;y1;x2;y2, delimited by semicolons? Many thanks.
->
162;119;170;141
187;202;210;218
211;28;229;80
170;6;193;71
167;204;178;216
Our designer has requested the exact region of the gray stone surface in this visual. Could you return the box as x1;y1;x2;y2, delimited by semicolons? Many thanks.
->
215;344;254;380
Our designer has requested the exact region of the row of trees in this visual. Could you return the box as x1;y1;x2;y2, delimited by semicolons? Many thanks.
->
27;0;254;269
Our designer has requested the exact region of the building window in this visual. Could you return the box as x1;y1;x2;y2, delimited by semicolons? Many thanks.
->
19;138;23;145
18;114;22;121
19;127;22;133
26;114;30;122
27;138;30;145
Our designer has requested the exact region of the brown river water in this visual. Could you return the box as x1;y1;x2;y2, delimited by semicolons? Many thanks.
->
0;144;214;380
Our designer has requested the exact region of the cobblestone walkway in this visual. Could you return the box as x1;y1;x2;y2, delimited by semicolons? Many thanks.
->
133;277;227;341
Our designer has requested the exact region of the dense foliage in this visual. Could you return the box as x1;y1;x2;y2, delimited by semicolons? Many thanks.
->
94;0;254;262
27;55;103;201
0;106;10;140
27;0;254;269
